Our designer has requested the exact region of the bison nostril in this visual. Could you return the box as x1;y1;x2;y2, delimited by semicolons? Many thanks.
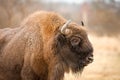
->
88;56;93;63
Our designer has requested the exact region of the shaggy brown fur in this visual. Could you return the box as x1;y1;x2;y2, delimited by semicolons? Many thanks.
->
0;11;93;80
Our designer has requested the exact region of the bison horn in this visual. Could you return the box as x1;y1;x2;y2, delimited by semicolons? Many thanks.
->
81;21;84;26
61;20;71;34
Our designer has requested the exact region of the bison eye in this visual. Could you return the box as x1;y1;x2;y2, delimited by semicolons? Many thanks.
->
70;36;81;46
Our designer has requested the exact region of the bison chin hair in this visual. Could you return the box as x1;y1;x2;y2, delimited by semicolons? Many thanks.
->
51;32;93;74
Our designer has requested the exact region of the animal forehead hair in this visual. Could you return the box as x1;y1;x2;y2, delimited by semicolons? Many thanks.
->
69;23;87;31
66;25;87;37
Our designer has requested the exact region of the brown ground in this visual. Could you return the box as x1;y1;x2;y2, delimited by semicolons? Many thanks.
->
64;34;120;80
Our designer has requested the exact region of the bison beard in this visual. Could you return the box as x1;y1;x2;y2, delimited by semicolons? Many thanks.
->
0;11;93;80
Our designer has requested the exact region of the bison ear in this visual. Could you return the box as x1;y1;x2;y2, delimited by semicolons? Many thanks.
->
81;21;84;26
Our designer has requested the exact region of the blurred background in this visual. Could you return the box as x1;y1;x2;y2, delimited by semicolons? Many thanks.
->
0;0;120;80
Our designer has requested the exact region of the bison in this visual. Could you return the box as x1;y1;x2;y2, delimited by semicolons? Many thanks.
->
0;11;93;80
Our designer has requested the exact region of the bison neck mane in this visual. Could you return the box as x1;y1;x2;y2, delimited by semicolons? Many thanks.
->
22;11;68;80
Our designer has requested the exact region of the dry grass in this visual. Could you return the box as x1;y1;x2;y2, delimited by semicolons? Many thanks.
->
64;34;120;80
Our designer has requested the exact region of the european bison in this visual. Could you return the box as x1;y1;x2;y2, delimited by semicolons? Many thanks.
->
0;11;93;80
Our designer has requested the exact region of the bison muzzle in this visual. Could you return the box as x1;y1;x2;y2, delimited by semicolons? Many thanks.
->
0;11;93;80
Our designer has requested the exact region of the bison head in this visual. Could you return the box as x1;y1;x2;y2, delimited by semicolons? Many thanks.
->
52;20;93;73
